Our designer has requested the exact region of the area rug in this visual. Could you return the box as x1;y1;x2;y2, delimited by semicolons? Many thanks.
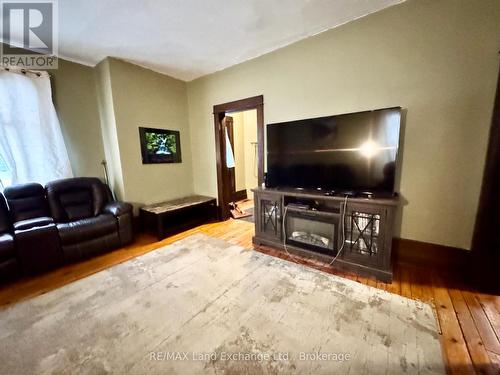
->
0;234;444;374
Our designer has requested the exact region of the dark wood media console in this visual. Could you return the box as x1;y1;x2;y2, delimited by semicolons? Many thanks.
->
252;187;399;282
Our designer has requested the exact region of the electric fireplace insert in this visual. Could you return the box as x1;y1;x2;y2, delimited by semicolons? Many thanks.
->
284;206;340;256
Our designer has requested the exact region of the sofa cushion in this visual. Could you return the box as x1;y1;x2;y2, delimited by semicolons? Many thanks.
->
57;214;117;245
13;216;54;231
59;189;93;221
0;233;15;260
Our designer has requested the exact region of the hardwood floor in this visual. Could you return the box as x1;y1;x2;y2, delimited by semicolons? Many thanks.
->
0;219;498;374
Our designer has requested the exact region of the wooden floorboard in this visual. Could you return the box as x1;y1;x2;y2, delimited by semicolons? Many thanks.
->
400;266;412;299
476;294;500;342
448;288;495;374
432;274;475;375
462;291;500;356
0;218;497;374
487;351;500;374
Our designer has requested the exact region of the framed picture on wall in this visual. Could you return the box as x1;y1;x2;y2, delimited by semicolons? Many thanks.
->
139;127;182;164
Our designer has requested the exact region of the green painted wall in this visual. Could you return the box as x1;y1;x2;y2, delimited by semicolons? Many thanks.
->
51;59;105;178
187;0;500;249
94;59;125;199
99;58;194;206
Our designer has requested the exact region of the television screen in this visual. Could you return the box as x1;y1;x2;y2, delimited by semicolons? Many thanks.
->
266;107;401;195
139;127;182;164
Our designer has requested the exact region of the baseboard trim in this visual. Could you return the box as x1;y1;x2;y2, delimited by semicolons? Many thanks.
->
233;190;248;202
393;238;470;272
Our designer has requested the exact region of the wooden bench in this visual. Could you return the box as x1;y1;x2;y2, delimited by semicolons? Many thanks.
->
140;195;217;240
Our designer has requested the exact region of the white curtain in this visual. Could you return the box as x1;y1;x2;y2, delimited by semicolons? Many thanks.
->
0;70;73;185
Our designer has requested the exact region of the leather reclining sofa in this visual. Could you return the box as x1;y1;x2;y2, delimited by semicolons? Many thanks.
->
0;177;133;281
0;194;17;281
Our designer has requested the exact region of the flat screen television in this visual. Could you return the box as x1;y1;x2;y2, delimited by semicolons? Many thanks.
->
266;107;401;195
139;127;182;164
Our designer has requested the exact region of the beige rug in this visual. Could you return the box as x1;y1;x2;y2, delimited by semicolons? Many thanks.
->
0;234;444;374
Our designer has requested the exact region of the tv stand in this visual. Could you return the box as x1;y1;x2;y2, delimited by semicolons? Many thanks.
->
252;187;399;282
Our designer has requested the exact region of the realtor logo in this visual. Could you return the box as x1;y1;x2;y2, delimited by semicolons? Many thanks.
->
1;0;58;68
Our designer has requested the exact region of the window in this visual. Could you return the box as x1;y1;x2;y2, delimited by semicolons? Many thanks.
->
0;69;73;185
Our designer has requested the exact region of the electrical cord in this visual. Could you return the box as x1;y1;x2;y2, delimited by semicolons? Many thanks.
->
282;204;294;259
328;195;349;266
282;195;349;266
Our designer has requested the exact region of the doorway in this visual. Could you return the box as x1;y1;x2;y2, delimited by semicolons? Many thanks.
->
213;95;264;220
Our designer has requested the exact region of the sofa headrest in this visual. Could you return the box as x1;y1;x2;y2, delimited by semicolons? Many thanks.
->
45;177;108;223
3;183;50;223
3;183;45;200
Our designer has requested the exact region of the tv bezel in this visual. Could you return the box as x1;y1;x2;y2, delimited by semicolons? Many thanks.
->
265;106;402;196
139;126;182;164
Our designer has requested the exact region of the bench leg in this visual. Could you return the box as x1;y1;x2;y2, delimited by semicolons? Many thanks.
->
157;217;164;240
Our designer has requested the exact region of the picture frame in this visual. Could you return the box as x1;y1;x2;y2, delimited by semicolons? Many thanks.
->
139;127;182;164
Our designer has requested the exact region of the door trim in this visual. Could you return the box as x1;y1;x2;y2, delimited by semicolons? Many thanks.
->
213;95;264;220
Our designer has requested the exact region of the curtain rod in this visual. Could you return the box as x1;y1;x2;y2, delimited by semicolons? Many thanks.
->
0;66;49;77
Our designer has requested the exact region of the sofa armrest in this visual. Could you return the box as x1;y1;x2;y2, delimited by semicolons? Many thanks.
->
103;202;133;217
104;202;134;246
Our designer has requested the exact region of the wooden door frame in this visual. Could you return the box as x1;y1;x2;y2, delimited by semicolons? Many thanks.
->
213;95;264;220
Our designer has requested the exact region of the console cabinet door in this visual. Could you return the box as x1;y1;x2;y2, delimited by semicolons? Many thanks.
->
255;193;282;241
339;202;388;269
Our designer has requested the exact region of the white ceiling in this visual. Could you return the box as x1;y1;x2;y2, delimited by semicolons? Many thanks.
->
20;0;404;81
